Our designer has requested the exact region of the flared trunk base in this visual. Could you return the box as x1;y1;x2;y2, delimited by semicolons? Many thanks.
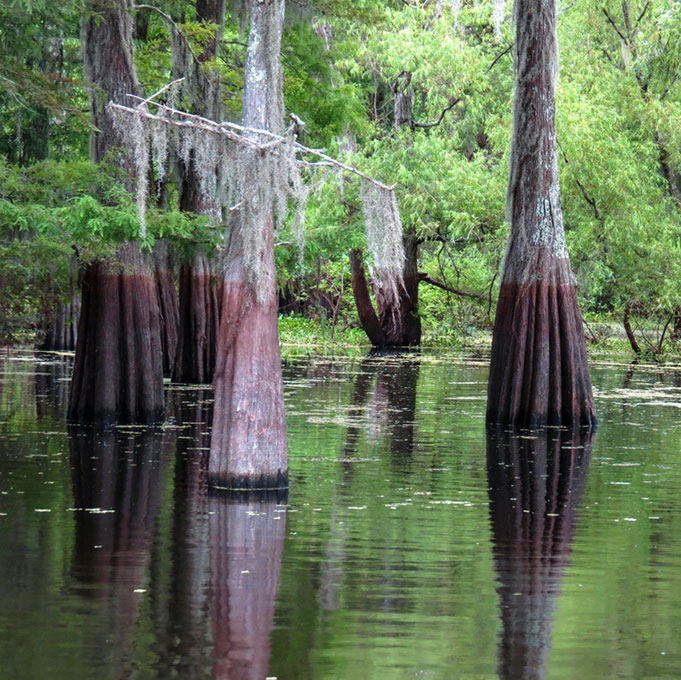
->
487;280;596;429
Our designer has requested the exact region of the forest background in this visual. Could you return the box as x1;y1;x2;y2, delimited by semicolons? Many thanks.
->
1;0;680;357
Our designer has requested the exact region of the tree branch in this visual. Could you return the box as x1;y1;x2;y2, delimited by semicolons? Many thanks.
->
418;273;484;300
601;8;628;43
486;43;513;72
112;98;396;191
412;97;461;129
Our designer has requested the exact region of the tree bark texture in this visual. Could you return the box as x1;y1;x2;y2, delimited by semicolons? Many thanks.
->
174;254;222;383
69;242;165;425
486;427;593;680
349;248;386;346
209;0;288;491
81;0;141;165
349;234;421;348
39;299;80;351
486;0;596;428
71;0;166;424
376;229;421;346
154;240;180;377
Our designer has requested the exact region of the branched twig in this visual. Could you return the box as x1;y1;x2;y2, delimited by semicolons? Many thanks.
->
135;77;185;108
486;43;513;72
602;8;628;43
133;4;202;68
413;97;461;129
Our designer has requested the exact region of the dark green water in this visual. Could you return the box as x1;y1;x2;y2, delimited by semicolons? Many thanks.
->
1;350;680;680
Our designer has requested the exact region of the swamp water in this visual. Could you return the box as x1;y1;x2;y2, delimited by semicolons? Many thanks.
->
1;350;680;680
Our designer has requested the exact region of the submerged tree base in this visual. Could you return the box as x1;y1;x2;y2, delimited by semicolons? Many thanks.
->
68;242;165;426
487;280;597;429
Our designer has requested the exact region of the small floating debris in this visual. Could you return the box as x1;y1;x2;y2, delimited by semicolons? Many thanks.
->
133;588;147;593
34;508;51;513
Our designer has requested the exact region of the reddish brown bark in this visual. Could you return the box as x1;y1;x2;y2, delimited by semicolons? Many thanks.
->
349;232;421;348
209;497;286;680
171;0;224;383
487;427;593;680
487;281;595;428
486;0;595;429
69;242;165;425
173;254;222;383
349;248;386;346
209;218;288;490
154;240;180;377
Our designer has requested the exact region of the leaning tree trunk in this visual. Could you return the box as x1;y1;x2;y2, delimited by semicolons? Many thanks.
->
486;0;596;428
349;230;421;348
173;0;225;383
209;0;288;491
69;0;165;424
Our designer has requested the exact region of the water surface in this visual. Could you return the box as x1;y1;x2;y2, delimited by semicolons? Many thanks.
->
1;350;681;679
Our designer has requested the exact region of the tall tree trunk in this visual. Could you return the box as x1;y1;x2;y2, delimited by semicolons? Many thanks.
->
173;0;225;383
349;248;386;346
349;69;421;348
209;0;288;491
70;0;165;425
376;227;421;345
486;0;596;428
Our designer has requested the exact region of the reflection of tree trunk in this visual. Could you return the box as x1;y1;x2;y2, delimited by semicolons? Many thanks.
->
486;427;593;680
486;0;595;428
160;389;213;676
35;354;73;421
374;350;420;462
209;497;287;680
68;426;168;673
